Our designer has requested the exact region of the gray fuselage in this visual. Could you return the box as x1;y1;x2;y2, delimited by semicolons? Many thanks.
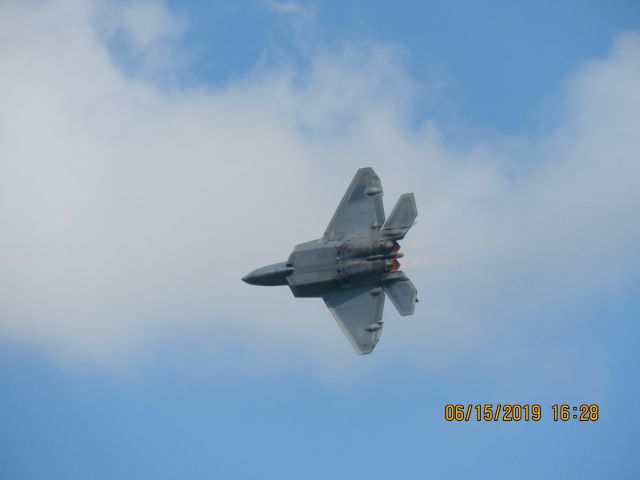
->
242;237;404;298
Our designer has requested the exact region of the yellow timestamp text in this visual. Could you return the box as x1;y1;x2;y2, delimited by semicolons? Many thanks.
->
444;404;600;422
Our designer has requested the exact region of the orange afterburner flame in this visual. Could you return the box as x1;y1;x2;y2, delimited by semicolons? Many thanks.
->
390;258;401;272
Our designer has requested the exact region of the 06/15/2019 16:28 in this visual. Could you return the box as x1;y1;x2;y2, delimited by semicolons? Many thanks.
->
444;404;600;422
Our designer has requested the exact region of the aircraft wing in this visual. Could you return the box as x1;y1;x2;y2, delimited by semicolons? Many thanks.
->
323;167;385;239
323;287;385;354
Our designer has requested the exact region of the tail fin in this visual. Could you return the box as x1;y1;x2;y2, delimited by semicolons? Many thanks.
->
383;277;417;316
381;193;417;239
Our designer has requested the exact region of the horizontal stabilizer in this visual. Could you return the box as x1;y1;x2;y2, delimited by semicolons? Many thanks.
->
381;193;417;239
383;278;417;316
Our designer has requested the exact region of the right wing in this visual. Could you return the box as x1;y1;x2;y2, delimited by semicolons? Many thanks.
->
323;287;385;354
323;167;385;240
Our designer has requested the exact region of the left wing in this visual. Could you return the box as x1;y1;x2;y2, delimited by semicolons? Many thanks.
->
323;167;385;240
323;287;385;354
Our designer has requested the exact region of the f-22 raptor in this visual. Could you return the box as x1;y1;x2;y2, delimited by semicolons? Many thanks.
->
242;167;418;354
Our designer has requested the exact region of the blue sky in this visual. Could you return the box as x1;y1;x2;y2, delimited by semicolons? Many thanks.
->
1;1;639;479
163;0;640;131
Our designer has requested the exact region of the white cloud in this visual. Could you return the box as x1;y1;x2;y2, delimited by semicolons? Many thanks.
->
261;0;316;26
0;1;638;374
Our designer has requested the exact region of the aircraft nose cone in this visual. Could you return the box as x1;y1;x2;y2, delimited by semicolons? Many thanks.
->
242;263;292;286
242;272;256;284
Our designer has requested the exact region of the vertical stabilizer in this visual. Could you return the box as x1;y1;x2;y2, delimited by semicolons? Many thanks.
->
381;193;417;239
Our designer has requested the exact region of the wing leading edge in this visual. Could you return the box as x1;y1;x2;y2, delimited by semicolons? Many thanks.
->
323;167;385;240
323;287;385;354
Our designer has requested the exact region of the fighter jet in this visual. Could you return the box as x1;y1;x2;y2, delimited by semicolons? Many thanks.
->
242;167;417;354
